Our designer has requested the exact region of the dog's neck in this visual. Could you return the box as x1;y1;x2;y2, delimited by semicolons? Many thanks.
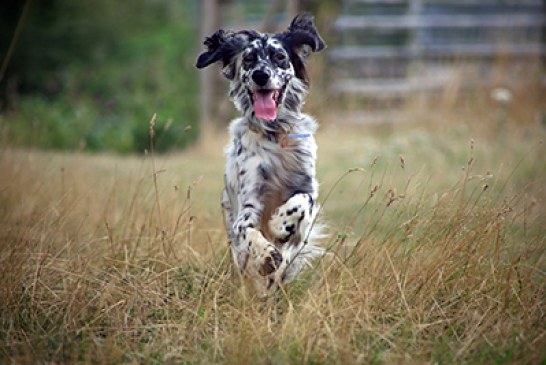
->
244;106;317;147
246;112;298;139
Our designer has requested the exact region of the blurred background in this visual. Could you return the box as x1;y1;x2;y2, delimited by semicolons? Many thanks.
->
1;0;544;153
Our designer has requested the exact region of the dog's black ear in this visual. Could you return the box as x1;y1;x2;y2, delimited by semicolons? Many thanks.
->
196;29;247;79
276;13;326;83
280;13;326;57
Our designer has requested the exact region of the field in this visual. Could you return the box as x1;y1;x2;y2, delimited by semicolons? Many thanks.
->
1;111;545;364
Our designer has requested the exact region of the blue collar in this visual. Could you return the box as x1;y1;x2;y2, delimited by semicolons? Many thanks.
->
287;133;312;139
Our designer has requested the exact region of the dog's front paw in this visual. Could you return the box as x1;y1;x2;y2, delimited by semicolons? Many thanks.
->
269;211;300;242
258;248;283;276
269;194;312;242
246;228;283;276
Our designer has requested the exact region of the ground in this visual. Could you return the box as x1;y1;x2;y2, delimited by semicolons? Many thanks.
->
1;114;545;364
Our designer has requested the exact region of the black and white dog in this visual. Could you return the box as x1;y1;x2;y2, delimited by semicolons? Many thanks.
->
196;14;326;294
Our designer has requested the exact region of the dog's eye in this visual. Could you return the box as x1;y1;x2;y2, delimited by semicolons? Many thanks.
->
243;53;257;64
274;53;287;63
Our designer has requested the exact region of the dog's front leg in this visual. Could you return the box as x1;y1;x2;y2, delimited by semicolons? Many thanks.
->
231;158;283;278
221;187;236;244
269;192;317;245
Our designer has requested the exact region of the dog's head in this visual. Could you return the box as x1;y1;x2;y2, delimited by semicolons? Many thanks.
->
196;14;326;121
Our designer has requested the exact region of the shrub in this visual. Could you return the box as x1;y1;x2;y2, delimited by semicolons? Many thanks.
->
1;0;199;153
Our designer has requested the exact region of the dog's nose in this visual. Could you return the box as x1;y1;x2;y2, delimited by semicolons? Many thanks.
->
251;69;270;87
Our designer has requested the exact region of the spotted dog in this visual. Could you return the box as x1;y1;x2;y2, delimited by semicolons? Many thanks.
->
196;14;326;294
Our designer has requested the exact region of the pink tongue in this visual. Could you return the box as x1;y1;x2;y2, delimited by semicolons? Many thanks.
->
253;91;277;120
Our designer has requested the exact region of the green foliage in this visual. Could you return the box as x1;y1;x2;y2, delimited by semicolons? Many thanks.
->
1;0;199;153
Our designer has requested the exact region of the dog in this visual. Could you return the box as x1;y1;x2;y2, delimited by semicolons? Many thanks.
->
196;14;326;294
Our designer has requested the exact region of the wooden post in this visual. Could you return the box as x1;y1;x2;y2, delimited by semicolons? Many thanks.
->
199;0;220;143
408;0;423;59
262;0;285;32
286;0;301;20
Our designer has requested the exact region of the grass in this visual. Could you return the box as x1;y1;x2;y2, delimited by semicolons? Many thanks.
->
0;111;545;364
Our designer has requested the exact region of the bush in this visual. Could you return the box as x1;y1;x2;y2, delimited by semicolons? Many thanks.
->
0;0;199;153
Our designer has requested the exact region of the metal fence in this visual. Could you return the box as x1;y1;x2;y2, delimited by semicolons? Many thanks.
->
329;0;545;104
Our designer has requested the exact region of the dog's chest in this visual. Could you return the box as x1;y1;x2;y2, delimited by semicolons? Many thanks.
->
240;134;308;182
240;138;303;236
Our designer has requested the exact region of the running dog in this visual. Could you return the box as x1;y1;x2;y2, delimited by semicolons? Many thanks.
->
196;13;326;294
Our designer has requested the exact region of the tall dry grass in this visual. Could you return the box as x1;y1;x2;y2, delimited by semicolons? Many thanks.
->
0;112;545;364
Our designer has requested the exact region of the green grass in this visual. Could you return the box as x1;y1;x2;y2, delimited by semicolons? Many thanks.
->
0;115;545;364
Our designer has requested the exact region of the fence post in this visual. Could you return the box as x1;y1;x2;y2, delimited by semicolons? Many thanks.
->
287;0;301;19
199;0;220;143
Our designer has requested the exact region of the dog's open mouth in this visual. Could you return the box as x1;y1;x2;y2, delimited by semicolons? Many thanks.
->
251;88;283;121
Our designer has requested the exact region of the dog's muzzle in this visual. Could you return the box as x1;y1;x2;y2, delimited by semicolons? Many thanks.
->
249;70;285;121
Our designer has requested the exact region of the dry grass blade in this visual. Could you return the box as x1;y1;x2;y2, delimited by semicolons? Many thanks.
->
0;119;545;364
